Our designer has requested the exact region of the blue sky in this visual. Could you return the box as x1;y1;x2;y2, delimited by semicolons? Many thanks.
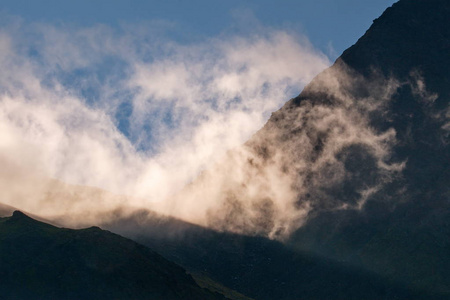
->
1;0;396;60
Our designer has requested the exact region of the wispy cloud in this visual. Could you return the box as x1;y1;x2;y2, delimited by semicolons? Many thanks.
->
0;17;331;226
174;62;407;239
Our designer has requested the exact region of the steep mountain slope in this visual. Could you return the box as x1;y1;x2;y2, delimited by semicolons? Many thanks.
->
0;211;227;300
206;0;450;237
103;0;450;299
281;0;450;295
2;1;448;299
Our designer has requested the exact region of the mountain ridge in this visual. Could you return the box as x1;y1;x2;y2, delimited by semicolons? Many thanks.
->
0;210;229;300
113;0;450;298
1;0;449;299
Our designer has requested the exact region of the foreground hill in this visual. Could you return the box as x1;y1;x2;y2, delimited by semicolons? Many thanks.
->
1;0;448;299
0;211;227;300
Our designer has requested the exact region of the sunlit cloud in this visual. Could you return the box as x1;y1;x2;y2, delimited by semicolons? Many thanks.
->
0;17;331;228
175;62;407;239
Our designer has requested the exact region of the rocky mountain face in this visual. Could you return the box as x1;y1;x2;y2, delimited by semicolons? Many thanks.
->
205;0;450;238
283;0;450;295
1;0;448;299
105;0;450;299
0;211;227;300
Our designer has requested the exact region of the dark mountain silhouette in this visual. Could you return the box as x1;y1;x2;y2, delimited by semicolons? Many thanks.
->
0;210;228;300
283;0;450;296
102;208;440;300
102;0;450;299
2;0;448;299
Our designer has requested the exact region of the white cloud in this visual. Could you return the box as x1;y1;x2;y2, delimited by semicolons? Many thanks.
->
175;63;407;239
0;18;331;229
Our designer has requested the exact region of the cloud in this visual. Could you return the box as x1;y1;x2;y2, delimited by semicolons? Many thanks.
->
1;14;439;240
0;17;331;228
172;62;407;239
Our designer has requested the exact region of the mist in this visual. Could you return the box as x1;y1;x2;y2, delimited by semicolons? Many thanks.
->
0;17;331;229
5;11;439;240
171;62;410;239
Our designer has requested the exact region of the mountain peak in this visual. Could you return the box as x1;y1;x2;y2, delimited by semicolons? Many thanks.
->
10;210;37;223
340;0;450;86
12;210;27;218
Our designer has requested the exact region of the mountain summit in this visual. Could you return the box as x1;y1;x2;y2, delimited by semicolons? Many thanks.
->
251;0;450;296
182;0;449;241
121;0;450;299
1;0;448;299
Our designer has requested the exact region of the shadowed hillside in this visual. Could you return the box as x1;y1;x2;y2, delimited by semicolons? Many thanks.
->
105;0;450;299
0;211;227;300
100;208;439;300
282;0;450;295
1;0;448;299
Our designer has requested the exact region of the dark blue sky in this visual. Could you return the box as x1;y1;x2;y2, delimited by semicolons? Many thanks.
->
1;0;396;60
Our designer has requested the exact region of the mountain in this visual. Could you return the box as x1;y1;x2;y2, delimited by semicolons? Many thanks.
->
102;0;450;299
102;208;438;300
283;0;450;295
0;211;228;300
2;0;448;299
